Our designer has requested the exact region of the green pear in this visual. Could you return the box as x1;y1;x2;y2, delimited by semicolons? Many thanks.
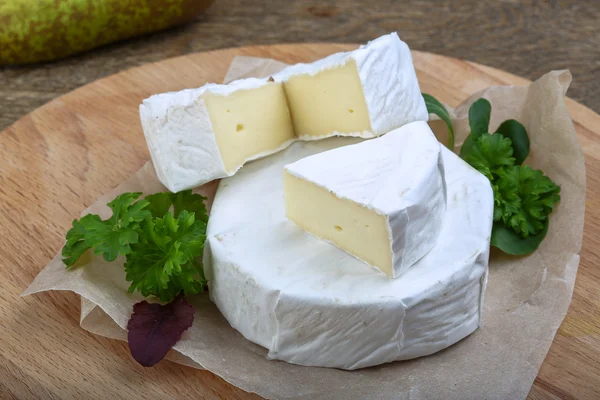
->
0;0;215;65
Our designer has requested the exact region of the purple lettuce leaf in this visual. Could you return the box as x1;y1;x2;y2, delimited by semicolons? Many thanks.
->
127;295;195;367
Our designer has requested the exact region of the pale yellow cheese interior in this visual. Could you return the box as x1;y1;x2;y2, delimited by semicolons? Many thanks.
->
283;171;393;276
283;60;373;138
205;82;296;173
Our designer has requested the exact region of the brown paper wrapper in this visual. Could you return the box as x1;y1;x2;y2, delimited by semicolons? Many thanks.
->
23;56;585;400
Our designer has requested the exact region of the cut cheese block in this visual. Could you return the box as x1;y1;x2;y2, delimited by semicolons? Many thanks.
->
275;32;428;139
283;121;445;278
140;78;296;192
206;136;494;370
140;32;428;192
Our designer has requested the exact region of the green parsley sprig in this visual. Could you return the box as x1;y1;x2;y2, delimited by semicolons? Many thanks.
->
62;190;208;302
422;93;561;255
461;98;560;255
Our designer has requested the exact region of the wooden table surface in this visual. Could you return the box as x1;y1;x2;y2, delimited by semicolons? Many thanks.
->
0;0;599;132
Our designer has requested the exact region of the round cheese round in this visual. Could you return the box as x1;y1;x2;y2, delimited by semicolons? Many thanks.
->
205;135;493;370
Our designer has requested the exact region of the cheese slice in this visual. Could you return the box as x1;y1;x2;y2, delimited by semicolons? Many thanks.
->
283;121;445;278
140;32;428;192
140;78;296;193
205;136;494;370
276;32;428;139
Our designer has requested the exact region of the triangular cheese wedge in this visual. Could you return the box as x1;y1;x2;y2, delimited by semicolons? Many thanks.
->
283;121;446;277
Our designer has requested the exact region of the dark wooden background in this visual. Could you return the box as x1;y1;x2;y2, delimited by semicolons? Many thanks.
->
1;0;599;131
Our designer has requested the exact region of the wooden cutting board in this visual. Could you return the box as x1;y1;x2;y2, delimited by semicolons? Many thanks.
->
1;44;599;400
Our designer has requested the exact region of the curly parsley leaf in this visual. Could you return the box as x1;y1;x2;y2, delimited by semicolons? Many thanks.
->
62;217;96;267
495;165;561;238
144;192;173;218
462;133;515;180
145;190;208;222
62;190;208;302
124;210;207;303
172;190;208;222
62;193;150;267
459;98;561;255
423;93;455;150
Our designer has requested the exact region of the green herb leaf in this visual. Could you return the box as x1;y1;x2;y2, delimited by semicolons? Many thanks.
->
460;99;493;158
462;133;515;180
62;193;150;267
468;98;492;138
125;210;207;303
144;192;173;218
62;190;209;302
491;220;549;255
494;165;561;238
458;97;560;255
62;217;95;267
145;190;208;221
459;134;475;159
172;190;208;221
422;93;455;150
495;119;530;165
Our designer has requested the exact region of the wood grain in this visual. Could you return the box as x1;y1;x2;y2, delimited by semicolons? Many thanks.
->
0;0;598;132
1;44;599;399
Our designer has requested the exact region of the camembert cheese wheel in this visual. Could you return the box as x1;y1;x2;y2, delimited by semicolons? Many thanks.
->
205;133;493;370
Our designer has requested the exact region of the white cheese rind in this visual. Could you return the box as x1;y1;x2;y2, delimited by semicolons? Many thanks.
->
274;32;428;139
284;121;446;277
206;137;493;370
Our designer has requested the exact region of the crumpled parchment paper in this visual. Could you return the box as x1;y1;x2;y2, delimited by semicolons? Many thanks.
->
23;56;585;400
